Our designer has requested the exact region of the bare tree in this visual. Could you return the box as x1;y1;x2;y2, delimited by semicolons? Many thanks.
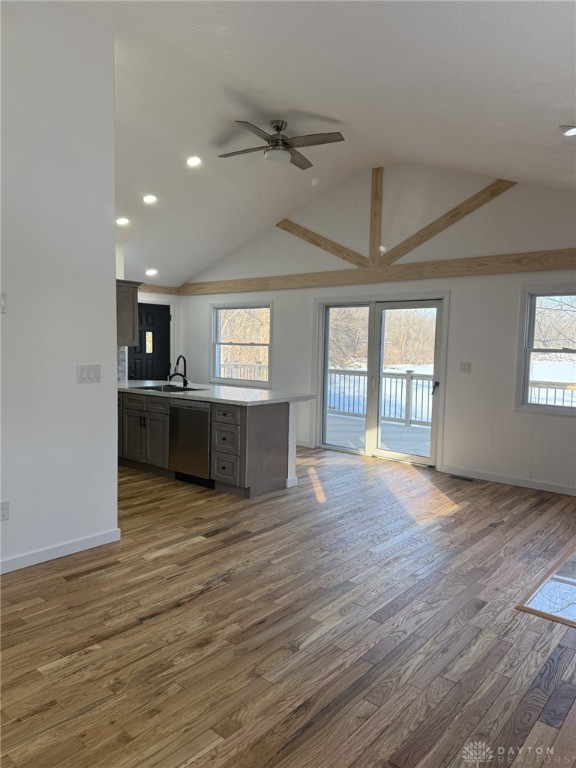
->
327;306;437;369
532;295;576;358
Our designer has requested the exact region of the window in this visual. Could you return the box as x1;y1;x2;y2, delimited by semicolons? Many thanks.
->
519;292;576;412
213;305;271;384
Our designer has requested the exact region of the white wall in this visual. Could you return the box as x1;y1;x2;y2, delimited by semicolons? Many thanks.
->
1;4;119;572
182;164;576;494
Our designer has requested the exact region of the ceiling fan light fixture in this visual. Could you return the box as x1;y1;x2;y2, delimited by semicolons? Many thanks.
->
264;146;292;164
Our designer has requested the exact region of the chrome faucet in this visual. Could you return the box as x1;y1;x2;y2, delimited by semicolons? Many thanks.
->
169;355;188;386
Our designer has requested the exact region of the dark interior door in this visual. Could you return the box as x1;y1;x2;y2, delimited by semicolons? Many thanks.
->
128;303;171;381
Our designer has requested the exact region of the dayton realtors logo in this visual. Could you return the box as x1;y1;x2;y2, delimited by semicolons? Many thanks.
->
462;742;574;766
462;742;494;766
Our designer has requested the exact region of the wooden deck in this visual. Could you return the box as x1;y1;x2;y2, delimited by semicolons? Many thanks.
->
2;450;576;768
325;413;432;457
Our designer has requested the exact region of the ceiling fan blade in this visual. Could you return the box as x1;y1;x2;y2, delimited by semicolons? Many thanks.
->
236;121;273;141
218;146;267;158
287;132;345;149
290;149;313;170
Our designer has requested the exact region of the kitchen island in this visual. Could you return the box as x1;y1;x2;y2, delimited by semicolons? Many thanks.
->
118;380;314;497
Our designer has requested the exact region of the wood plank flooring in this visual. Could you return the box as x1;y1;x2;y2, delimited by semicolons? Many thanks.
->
2;449;576;768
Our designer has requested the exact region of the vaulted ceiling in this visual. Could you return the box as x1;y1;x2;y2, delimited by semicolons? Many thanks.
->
78;1;576;287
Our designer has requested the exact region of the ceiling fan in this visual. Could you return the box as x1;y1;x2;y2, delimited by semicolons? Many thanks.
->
218;120;344;170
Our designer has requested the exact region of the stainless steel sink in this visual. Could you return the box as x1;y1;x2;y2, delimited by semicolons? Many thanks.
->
137;385;204;393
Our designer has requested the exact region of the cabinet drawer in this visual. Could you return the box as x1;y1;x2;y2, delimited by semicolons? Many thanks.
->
212;403;241;425
145;396;170;414
211;452;240;486
212;423;241;455
123;393;146;411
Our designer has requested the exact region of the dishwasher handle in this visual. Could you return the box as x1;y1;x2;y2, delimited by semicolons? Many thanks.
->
169;399;211;411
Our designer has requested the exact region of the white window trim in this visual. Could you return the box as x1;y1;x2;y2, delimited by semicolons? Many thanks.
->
210;302;272;389
515;286;576;417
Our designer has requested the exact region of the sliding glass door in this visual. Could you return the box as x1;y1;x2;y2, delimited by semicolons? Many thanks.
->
370;301;441;464
323;305;370;451
322;300;442;466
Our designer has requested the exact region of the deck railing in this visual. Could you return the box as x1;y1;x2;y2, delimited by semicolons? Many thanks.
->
217;363;269;381
326;369;434;426
216;365;575;413
529;380;576;408
380;372;434;426
326;369;576;425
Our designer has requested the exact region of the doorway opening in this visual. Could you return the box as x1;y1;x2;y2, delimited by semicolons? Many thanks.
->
128;303;171;381
322;300;443;466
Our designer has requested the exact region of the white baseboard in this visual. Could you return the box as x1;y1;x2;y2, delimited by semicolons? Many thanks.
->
296;440;315;448
0;528;121;574
438;465;575;497
286;477;298;488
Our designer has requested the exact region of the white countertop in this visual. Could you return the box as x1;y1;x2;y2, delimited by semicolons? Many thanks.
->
118;380;315;407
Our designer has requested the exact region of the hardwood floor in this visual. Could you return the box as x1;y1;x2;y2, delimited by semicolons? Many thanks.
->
2;449;576;768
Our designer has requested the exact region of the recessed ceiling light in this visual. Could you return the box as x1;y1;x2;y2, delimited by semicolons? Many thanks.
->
559;125;576;136
311;178;320;186
145;268;158;277
116;217;130;226
379;245;387;253
186;156;202;167
142;194;157;204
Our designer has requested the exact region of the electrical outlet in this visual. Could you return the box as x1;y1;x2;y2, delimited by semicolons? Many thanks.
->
1;500;10;521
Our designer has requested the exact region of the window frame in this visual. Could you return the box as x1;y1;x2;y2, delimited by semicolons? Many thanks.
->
516;287;576;416
210;302;272;388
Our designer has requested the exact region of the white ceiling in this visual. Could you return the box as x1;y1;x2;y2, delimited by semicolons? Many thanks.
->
78;1;576;287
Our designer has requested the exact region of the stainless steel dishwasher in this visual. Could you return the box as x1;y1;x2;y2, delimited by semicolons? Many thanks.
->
169;399;211;478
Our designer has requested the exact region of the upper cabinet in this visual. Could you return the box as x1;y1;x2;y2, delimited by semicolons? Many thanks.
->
116;280;140;346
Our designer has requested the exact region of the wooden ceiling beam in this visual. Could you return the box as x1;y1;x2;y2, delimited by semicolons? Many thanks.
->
380;178;518;266
177;248;575;295
276;218;369;268
369;167;384;267
138;283;180;295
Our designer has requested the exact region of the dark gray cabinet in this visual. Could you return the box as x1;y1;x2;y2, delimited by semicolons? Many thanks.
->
121;393;169;468
119;390;291;497
211;402;289;497
123;409;146;461
116;279;140;346
145;412;170;467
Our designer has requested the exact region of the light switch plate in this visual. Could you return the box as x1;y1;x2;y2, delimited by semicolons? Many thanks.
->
77;364;102;383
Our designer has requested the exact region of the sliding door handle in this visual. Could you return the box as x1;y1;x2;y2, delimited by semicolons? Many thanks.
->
432;381;440;395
